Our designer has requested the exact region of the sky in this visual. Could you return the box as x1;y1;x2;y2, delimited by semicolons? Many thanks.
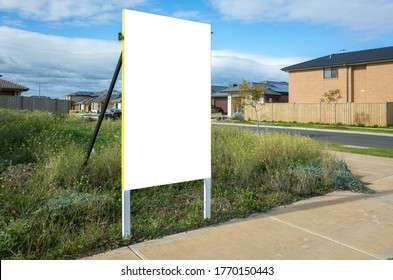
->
1;0;393;99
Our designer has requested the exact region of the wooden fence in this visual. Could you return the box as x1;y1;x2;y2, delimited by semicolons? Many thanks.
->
244;102;393;126
0;96;71;114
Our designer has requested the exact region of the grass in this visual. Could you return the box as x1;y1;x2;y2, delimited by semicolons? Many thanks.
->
322;142;393;158
216;119;393;158
0;109;371;259
225;119;393;134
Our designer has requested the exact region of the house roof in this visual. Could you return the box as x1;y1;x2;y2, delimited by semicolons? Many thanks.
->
111;97;122;103
264;81;288;94
211;92;228;98
0;79;29;91
211;85;228;93
75;97;96;104
66;91;97;97
221;86;240;93
220;81;288;96
90;93;121;103
281;46;393;72
211;85;229;98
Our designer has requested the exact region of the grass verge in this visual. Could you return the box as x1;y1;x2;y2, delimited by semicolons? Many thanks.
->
0;109;372;259
224;119;393;134
322;143;393;158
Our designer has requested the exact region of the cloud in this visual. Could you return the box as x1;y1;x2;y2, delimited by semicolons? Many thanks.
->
209;0;393;34
0;16;26;28
211;50;309;84
0;27;306;98
0;26;121;98
0;0;148;25
170;10;203;21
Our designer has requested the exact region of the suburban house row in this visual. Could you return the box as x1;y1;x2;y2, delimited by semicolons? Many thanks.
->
65;90;122;113
211;45;393;126
0;79;121;114
212;45;393;117
2;45;393;125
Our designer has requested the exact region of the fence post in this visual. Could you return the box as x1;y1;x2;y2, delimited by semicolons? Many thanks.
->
319;102;322;124
294;102;296;122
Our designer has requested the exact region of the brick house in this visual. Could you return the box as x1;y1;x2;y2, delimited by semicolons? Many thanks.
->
221;81;289;116
66;91;98;111
211;85;229;114
0;78;29;96
281;46;393;103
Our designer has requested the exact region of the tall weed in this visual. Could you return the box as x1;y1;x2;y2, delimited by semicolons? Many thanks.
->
212;126;369;196
0;111;369;259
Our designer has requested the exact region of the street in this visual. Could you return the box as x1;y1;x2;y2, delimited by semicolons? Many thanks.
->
214;124;393;149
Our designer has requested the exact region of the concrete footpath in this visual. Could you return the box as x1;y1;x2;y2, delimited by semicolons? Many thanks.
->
84;152;393;260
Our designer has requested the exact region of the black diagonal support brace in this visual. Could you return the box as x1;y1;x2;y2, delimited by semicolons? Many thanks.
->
84;51;122;165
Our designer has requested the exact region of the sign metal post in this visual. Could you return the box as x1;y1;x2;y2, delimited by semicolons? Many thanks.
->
204;178;212;219
122;190;131;238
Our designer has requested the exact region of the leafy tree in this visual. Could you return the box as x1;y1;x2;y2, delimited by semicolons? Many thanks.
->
320;89;342;126
238;80;265;130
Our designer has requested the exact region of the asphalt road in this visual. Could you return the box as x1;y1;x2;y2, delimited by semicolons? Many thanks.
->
214;124;393;149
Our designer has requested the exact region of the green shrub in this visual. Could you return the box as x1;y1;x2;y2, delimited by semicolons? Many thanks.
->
212;126;370;196
330;161;372;193
231;112;244;121
212;126;323;189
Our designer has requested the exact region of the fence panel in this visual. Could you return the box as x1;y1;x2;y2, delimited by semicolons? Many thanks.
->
244;102;393;126
387;103;393;126
0;96;71;114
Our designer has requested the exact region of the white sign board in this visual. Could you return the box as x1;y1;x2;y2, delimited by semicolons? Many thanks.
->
122;10;211;191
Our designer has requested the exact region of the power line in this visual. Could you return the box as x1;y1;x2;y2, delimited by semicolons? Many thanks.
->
36;81;48;97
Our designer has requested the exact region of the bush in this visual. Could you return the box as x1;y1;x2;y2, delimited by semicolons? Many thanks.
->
330;161;372;193
212;126;370;196
231;111;244;121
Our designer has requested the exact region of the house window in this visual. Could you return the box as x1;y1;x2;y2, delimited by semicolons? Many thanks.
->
324;67;338;79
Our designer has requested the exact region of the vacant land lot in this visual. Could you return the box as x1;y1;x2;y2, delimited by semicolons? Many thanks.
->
0;109;369;259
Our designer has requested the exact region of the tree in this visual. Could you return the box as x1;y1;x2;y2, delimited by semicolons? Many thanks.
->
238;80;265;131
320;89;342;126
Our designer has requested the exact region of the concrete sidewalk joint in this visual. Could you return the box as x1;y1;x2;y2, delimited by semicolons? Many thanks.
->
268;216;382;260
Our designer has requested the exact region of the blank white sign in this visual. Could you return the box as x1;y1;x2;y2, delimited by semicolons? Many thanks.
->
122;10;211;190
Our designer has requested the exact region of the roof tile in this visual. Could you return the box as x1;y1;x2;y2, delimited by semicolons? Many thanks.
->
282;46;393;71
0;79;29;91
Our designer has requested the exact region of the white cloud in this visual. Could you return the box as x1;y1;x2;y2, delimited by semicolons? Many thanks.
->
211;49;308;84
0;26;121;98
0;0;148;25
0;27;307;98
0;16;26;28
170;10;202;21
209;0;393;34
